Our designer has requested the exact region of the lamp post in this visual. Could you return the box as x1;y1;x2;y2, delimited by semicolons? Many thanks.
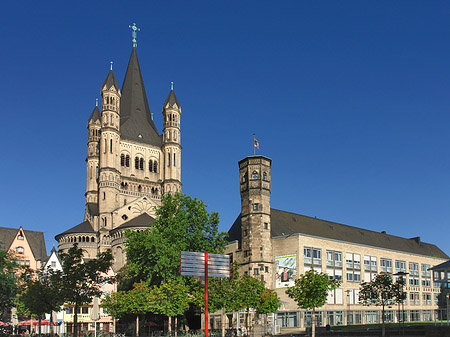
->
345;290;351;326
394;271;408;336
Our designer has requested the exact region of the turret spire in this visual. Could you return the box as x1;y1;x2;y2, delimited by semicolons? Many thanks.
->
110;61;113;71
129;23;140;48
171;81;174;91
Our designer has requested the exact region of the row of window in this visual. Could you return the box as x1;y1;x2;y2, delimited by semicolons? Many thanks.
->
120;154;159;172
276;309;437;328
243;171;268;182
305;247;438;285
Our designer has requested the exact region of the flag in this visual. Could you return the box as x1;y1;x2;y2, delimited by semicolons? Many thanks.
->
254;138;260;149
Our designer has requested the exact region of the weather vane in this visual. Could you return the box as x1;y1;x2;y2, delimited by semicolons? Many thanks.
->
129;23;140;47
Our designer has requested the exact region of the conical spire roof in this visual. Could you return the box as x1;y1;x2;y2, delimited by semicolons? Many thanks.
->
120;47;162;146
163;89;181;110
101;70;120;92
87;106;101;125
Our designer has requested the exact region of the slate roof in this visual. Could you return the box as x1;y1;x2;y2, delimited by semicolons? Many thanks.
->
112;213;155;231
431;259;450;271
87;106;101;125
0;227;48;261
120;47;162;146
101;70;120;92
55;220;95;239
228;209;449;259
163;90;180;110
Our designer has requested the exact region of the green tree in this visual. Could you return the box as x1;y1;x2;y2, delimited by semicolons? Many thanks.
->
0;250;19;320
286;269;341;337
17;268;64;337
101;290;128;319
257;288;280;333
230;274;265;332
359;273;403;337
58;244;113;337
124;192;228;287
150;279;191;336
127;283;154;337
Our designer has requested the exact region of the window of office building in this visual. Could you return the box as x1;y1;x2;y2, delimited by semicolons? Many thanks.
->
410;310;421;322
380;258;392;273
346;253;361;270
409;292;420;305
395;260;406;273
327;288;343;305
304;247;321;266
364;311;379;324
304;312;323;327
347;311;362;325
276;312;299;328
326;250;342;267
326;311;343;326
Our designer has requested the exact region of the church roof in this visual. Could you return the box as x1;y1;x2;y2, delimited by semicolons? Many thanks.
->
163;89;180;110
87;106;101;125
0;227;48;261
120;47;162;146
112;213;155;231
55;220;95;239
102;70;120;92
227;209;449;260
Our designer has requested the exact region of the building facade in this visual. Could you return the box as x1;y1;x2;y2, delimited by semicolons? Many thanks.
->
0;226;48;272
56;34;182;271
226;155;449;330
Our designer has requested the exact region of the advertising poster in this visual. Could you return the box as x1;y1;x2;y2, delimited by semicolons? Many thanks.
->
275;254;296;288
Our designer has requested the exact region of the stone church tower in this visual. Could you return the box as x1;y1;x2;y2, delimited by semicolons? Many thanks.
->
238;156;274;286
56;26;182;270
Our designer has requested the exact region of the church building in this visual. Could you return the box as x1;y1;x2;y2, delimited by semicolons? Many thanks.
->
56;25;182;271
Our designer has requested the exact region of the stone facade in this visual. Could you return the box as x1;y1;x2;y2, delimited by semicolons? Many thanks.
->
56;45;182;271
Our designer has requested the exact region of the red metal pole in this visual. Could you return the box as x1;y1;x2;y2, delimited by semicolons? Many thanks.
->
205;251;208;337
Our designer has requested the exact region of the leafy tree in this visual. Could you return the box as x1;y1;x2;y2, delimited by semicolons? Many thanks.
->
101;290;128;319
0;250;19;319
229;274;265;332
359;273;403;337
124;192;228;287
58;244;113;337
126;283;153;337
17;268;64;336
257;289;280;337
286;269;341;337
149;279;191;336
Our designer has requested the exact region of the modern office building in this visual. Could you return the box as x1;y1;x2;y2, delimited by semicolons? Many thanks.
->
225;155;449;329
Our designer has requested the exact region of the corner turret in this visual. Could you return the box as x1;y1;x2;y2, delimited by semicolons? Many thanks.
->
85;102;101;206
162;83;182;194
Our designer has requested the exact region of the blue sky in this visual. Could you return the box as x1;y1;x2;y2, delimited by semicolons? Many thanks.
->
1;1;449;256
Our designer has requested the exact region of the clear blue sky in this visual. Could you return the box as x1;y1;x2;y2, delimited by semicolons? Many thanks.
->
1;1;449;256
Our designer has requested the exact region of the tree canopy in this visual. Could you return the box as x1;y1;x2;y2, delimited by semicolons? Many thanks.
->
58;244;113;337
359;273;404;337
286;269;341;337
123;192;228;287
0;250;20;319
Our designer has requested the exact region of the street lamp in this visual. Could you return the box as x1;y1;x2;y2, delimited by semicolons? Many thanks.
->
345;290;351;326
394;271;408;336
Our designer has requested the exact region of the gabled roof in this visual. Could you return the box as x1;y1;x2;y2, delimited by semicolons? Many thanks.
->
112;213;155;231
120;47;162;146
101;70;120;92
87;106;101;125
55;220;95;239
163;89;180;110
227;209;449;259
431;259;450;271
0;227;48;261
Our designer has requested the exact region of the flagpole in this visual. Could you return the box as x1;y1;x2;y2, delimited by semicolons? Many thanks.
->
253;134;256;156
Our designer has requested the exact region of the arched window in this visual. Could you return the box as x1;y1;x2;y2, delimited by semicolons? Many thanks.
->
110;139;113;153
263;172;267;181
168;153;171;167
125;155;130;167
138;185;142;192
121;154;125;166
153;161;158;173
252;171;258;180
16;247;24;254
243;172;248;182
139;158;144;170
173;153;176;167
149;160;153;172
135;157;139;169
